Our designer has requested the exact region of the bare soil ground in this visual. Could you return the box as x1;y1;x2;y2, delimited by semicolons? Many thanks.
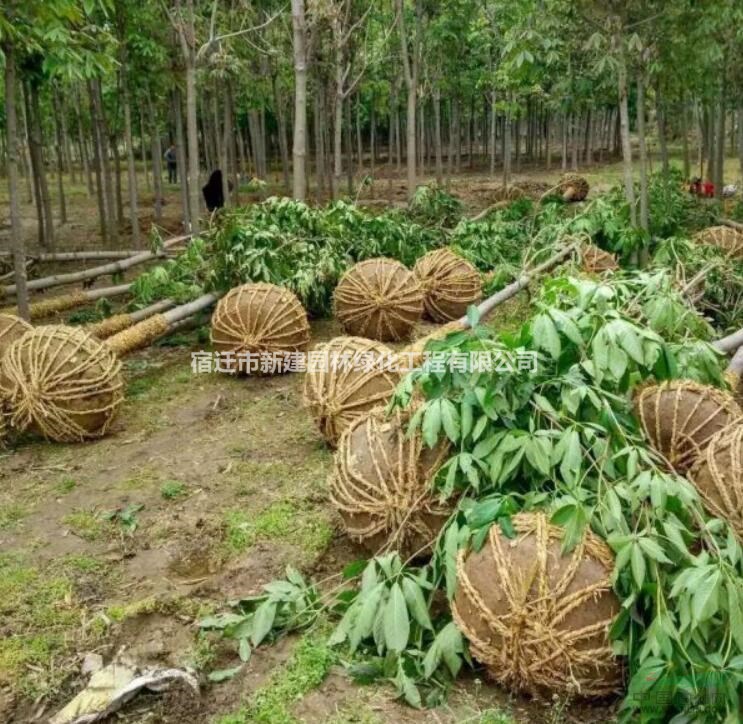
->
0;166;622;723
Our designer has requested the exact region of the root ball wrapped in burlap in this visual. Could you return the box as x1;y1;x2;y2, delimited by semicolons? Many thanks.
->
0;325;124;442
333;258;424;342
329;411;451;557
694;226;743;259
0;313;31;360
303;336;400;447
559;174;590;202
690;425;743;540
413;249;483;322
0;394;8;447
452;512;621;699
634;380;741;473
211;283;310;375
581;244;619;274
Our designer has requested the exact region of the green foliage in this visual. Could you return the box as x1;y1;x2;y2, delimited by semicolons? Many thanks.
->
407;184;463;228
102;503;144;534
131;238;211;306
387;271;742;723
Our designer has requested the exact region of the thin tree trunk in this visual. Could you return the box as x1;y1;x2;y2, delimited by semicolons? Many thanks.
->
656;80;669;175
91;78;118;244
273;73;290;190
738;104;743;180
714;82;725;199
28;82;55;249
503;102;512;186
291;0;308;201
52;86;68;225
681;98;691;180
148;94;164;224
87;84;107;243
489;91;497;175
139;108;151;192
3;41;29;319
113;134;124;225
173;87;190;230
617;49;637;226
122;76;140;244
434;86;443;183
356;94;364;174
636;75;649;234
397;0;419;198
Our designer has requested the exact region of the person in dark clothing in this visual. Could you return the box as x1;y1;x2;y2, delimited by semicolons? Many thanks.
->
202;169;233;211
164;144;177;183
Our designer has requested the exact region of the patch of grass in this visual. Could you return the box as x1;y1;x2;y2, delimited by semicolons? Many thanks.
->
0;553;85;697
470;710;518;724
222;500;332;557
62;510;106;541
161;480;187;500
325;699;384;724
55;478;77;495
187;634;218;671
0;503;27;530
215;635;336;724
106;595;213;624
119;466;159;490
61;554;108;574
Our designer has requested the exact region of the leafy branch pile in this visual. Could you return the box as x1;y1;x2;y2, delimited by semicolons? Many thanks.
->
200;268;743;722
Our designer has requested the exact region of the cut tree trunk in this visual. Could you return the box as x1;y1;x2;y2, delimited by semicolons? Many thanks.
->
2;234;191;297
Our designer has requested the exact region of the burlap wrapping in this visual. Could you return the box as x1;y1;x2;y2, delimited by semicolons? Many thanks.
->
333;258;424;342
452;512;621;698
329;410;451;557
0;325;124;442
413;249;483;323
559;174;590;202
690;425;743;540
105;314;170;357
86;313;135;340
0;291;90;321
0;313;32;360
694;226;743;259
581;244;619;274
634;380;742;473
303;336;399;447
211;282;310;375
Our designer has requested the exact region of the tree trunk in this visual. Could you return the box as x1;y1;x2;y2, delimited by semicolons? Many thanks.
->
173;87;190;229
91;78;118;244
3;41;29;319
87;83;107;243
30;83;54;251
503;102;512;186
345;94;354;194
397;0;419;199
545;112;551;170
714;82;725;199
561;113;568;170
52;87;68;225
113;134;124;225
123;76;140;244
617;49;636;226
636;75;649;234
148;95;164;224
291;0;308;201
738;104;743;180
356;95;364;174
681;98;691;180
489;91;497;175
184;62;200;230
434;86;443;183
655;81;669;175
273;73;290;190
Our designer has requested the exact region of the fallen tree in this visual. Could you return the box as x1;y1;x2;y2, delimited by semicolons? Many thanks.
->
0;283;131;321
1;234;191;297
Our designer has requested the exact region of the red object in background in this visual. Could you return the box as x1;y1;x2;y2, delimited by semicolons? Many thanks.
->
703;181;715;198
